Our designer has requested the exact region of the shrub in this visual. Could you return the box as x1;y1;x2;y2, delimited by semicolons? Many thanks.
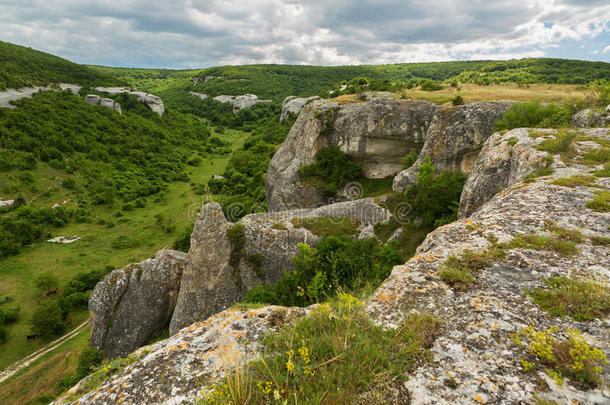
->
0;326;7;343
495;102;573;130
35;271;60;292
401;150;418;169
0;294;14;305
29;300;66;339
451;95;465;105
420;79;443;91
404;157;467;227
299;147;363;198
512;325;607;389
527;277;609;321
245;237;402;307
0;305;20;324
585;190;610;212
172;226;193;253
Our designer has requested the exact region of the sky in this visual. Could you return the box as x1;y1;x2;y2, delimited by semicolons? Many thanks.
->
0;0;609;69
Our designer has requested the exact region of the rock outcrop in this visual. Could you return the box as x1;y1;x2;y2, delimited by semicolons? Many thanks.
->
57;128;609;405
95;87;165;116
90;250;187;358
392;102;511;192
280;95;319;121
84;94;122;113
0;83;81;108
266;99;509;211
571;109;610;128
169;198;390;335
214;94;272;114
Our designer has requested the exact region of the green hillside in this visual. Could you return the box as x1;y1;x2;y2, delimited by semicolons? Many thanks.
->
0;41;119;91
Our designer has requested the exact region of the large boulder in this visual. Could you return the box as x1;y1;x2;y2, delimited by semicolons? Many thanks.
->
169;198;390;335
392;102;511;192
571;109;610;128
99;98;122;114
280;95;320;121
266;99;439;211
89;250;187;359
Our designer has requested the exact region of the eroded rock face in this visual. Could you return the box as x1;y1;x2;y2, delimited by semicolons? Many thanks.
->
212;94;272;114
571;109;610;128
90;250;187;359
266;99;439;211
53;306;309;405
59;129;609;405
266;99;509;211
392;102;511;192
95;87;165;116
280;95;319;121
169;199;390;335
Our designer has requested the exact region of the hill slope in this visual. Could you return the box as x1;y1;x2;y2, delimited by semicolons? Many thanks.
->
0;41;119;91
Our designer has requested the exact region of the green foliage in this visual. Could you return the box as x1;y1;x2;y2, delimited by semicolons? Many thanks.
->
201;296;440;404
585;190;610;212
404;157;467;227
419;79;443;91
56;348;104;394
495;102;574;130
34;271;60;292
0;305;20;325
401;150;419;169
0;294;14;305
290;217;360;238
440;248;505;291
172;226;193;253
591;236;610;246
451;94;465;105
508;234;579;256
513;325;608;389
299;147;363;198
246;252;265;278
0;326;6;343
550;175;596;188
29;301;65;339
527;277;609;321
0;40;119;91
534;131;576;154
245;237;403;307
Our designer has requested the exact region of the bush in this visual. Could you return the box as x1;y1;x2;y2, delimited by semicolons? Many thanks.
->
245;236;403;307
401;150;418;169
0;326;7;343
404;157;467;227
451;95;465;105
0;305;20;324
34;271;60;292
494;102;573;130
29;300;66;339
420;79;443;91
172;226;193;253
299;147;363;198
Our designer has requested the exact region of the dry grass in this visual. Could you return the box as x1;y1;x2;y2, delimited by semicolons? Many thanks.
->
333;83;590;105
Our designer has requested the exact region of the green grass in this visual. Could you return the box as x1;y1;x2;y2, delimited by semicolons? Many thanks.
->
507;234;579;256
534;131;576;155
527;277;610;321
550;175;596;188
291;217;360;238
200;295;440;404
0;129;246;370
0;324;90;405
439;249;505;291
585;190;610;212
591;236;610;246
594;162;610;177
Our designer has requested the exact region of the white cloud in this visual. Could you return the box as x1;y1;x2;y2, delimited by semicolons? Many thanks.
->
0;0;608;67
603;45;610;54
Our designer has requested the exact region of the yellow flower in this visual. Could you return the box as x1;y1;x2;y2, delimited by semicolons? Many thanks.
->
286;359;295;372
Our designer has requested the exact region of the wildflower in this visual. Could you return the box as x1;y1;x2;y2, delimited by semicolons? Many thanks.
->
286;358;295;372
273;389;281;400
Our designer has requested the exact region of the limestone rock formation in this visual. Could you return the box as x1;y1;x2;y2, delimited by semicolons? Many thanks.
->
169;198;390;335
266;99;508;211
571;108;610;128
95;87;165;116
280;95;319;121
52;306;308;405
0;84;81;108
458;128;551;218
56;129;609;405
212;94;272;114
392;102;511;192
84;95;121;113
89;250;187;358
189;91;208;100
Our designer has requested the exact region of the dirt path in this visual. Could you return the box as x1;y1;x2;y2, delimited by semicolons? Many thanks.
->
0;320;89;384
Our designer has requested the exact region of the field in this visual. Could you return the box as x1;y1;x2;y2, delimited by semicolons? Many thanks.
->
0;127;246;404
333;83;592;105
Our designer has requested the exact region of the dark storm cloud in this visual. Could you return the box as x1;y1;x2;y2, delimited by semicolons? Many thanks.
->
0;0;608;67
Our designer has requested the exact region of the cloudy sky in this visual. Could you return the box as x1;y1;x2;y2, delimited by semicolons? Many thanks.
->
1;0;609;68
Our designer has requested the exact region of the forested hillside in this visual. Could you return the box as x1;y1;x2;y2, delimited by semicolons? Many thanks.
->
0;41;119;91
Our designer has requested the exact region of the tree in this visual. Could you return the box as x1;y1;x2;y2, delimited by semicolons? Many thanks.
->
34;271;60;292
29;301;66;339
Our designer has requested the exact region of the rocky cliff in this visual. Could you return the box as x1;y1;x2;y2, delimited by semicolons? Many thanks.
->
266;99;509;212
90;198;391;356
54;127;609;405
